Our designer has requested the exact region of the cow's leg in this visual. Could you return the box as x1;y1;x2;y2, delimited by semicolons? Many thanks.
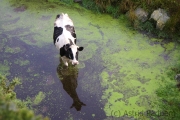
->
61;57;68;66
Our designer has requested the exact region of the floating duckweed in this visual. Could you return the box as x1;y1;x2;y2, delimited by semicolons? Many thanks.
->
100;29;179;118
33;74;39;77
14;58;30;66
78;62;85;69
0;40;6;52
0;63;10;76
163;42;175;51
33;91;46;105
27;68;32;73
5;46;21;54
79;43;98;61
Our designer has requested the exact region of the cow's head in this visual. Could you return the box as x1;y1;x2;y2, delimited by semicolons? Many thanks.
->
61;39;83;65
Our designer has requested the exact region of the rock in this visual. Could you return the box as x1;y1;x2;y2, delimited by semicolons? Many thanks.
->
134;8;148;22
150;8;170;30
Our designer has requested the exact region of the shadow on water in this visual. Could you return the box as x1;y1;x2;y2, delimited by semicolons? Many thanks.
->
56;60;86;111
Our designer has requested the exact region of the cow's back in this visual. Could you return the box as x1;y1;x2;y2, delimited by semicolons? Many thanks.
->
54;13;76;49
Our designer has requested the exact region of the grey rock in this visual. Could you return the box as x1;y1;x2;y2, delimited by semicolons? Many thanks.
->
150;8;170;30
134;8;148;22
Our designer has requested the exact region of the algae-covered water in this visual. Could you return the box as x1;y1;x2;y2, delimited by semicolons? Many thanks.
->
0;0;180;119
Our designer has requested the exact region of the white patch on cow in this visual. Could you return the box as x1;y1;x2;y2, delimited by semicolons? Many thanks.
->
70;45;79;65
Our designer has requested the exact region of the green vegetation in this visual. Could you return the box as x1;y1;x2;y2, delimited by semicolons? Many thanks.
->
0;63;10;76
0;75;49;120
14;58;30;66
33;92;46;105
5;46;21;54
154;64;180;120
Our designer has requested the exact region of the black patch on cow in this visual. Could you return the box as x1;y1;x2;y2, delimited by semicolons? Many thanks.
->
60;44;74;60
65;44;71;51
76;51;78;60
75;39;77;44
53;27;63;44
57;38;59;42
72;32;76;39
60;45;66;57
65;25;76;39
66;48;74;60
60;44;70;56
78;47;84;51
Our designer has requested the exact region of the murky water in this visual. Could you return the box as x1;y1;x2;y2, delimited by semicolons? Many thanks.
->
0;0;180;120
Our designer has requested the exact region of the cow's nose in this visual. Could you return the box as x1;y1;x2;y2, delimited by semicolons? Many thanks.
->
72;61;79;65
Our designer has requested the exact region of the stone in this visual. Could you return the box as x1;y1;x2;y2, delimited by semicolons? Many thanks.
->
150;8;170;30
134;8;148;22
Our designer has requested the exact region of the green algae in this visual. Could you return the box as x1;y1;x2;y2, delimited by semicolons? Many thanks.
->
0;59;10;76
33;74;39;77
100;28;179;118
0;63;10;76
0;39;6;52
33;91;46;105
88;10;180;119
79;43;98;61
14;58;30;66
77;62;85;69
5;46;21;54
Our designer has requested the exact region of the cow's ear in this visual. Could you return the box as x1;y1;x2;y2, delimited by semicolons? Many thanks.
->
78;47;84;51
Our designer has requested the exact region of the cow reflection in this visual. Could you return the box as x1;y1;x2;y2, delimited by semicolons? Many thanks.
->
57;61;86;111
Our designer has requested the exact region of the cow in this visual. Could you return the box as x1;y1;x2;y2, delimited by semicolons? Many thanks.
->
53;13;84;66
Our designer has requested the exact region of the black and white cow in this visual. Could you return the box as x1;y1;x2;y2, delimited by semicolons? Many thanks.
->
53;13;84;66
